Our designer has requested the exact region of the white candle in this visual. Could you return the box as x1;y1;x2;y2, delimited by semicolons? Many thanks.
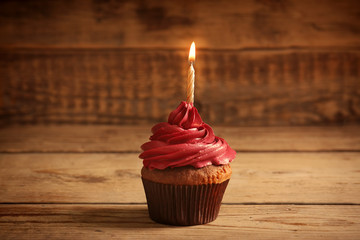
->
187;42;196;103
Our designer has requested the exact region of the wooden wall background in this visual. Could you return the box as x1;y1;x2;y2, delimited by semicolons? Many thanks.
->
0;0;359;126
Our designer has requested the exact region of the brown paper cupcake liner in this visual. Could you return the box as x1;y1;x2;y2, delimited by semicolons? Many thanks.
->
142;178;229;226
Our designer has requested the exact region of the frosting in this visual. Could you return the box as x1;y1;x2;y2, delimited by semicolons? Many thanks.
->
139;101;236;170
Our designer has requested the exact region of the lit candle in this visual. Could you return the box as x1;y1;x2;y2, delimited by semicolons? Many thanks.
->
187;42;196;103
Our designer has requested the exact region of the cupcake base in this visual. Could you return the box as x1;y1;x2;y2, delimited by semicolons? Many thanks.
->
142;178;229;226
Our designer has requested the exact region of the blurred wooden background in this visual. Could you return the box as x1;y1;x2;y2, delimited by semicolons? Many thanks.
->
1;0;359;126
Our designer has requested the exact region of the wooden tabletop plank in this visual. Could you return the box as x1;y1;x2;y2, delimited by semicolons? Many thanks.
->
1;152;359;204
0;204;359;239
0;125;359;153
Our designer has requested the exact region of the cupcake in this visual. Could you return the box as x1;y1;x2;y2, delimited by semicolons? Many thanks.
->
139;101;236;225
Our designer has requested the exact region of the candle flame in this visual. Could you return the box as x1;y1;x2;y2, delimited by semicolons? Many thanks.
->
189;42;195;62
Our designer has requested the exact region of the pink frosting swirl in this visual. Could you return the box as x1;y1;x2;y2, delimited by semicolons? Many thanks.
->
139;101;236;170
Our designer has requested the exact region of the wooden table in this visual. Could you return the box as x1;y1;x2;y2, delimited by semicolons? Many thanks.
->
0;125;360;239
